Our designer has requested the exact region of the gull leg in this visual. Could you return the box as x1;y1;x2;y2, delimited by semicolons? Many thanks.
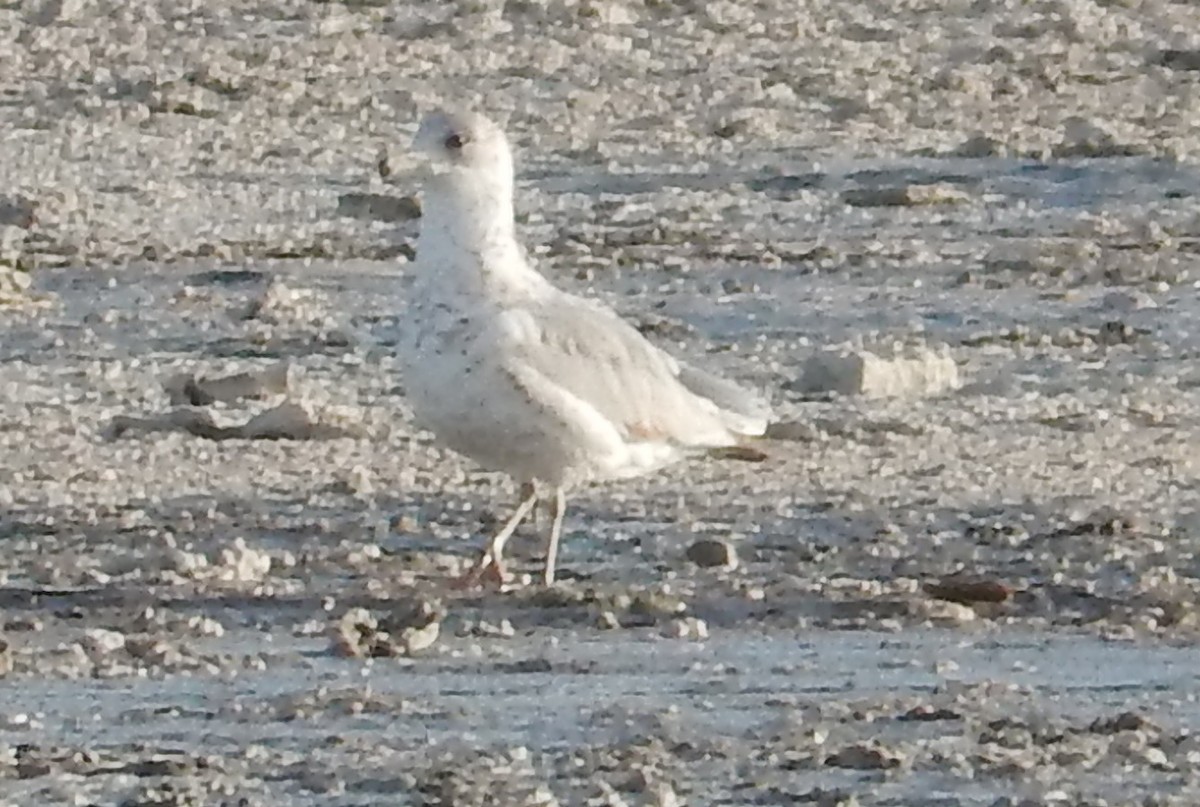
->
520;481;539;531
455;484;539;589
542;487;567;587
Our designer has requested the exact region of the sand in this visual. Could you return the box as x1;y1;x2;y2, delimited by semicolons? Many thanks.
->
3;0;1200;804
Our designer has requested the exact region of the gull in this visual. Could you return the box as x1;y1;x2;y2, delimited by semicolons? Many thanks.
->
402;107;772;586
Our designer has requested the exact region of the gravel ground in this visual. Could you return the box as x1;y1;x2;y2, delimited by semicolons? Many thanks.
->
4;0;1200;804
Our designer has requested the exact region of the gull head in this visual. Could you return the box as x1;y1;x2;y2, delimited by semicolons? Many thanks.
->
412;107;513;188
411;107;519;256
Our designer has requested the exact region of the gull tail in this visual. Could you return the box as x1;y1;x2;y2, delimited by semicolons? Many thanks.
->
676;360;773;438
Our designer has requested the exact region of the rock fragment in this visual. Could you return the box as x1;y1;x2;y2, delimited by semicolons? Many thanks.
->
164;363;292;405
106;401;362;441
1053;117;1142;158
797;347;959;398
0;266;34;305
924;576;1013;605
0;196;37;228
1097;290;1157;313
336;192;421;222
913;598;978;625
214;538;273;583
1089;711;1157;735
80;628;127;659
825;742;905;770
661;617;709;640
954;134;1006;158
148;80;223;118
685;538;738;570
1154;49;1200;71
842;184;968;207
707;445;768;462
331;600;443;658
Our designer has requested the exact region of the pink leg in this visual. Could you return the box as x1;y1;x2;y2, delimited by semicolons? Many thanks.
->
542;487;567;586
454;483;539;589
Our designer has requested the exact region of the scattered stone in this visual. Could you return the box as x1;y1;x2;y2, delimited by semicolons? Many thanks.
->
236;277;329;324
589;780;631;807
596;611;621;630
1097;319;1141;346
121;756;196;777
842;184;969;207
1089;711;1158;735
80;628;127;659
793;789;859;807
24;0;86;25
898;704;962;721
685;538;738;570
1097;290;1158;312
954;134;1006;158
913;598;978;625
1154;49;1200;71
106;401;362;441
377;147;393;180
16;758;53;779
187;269;270;287
745;173;825;196
331;609;380;658
214;538;273;583
825;742;905;770
386;599;444;654
337;192;421;222
0;196;37;228
238;401;352;440
147;80;223;118
924;576;1013;605
763;420;821;441
119;780;210;807
979;239;1101;283
797;347;959;398
0;266;34;305
331;600;442;658
601;590;690;628
458;618;516;639
495;657;555;674
632;592;689;618
1054;116;1142;158
661;616;709;640
163;363;292;405
647;781;681;807
712;116;750;139
634;313;697;339
707;445;768;462
334;464;375;497
125;636;183;667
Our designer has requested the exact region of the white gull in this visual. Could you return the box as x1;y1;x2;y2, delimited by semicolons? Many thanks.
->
401;107;771;586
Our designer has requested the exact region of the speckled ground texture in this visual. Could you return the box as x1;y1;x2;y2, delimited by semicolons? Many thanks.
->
3;0;1200;805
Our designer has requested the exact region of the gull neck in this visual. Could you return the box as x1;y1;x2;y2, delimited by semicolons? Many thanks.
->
420;168;516;252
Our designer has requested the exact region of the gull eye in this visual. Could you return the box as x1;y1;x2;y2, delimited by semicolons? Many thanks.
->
444;133;466;151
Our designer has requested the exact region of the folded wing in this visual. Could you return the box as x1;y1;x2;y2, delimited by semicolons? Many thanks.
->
497;293;771;450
